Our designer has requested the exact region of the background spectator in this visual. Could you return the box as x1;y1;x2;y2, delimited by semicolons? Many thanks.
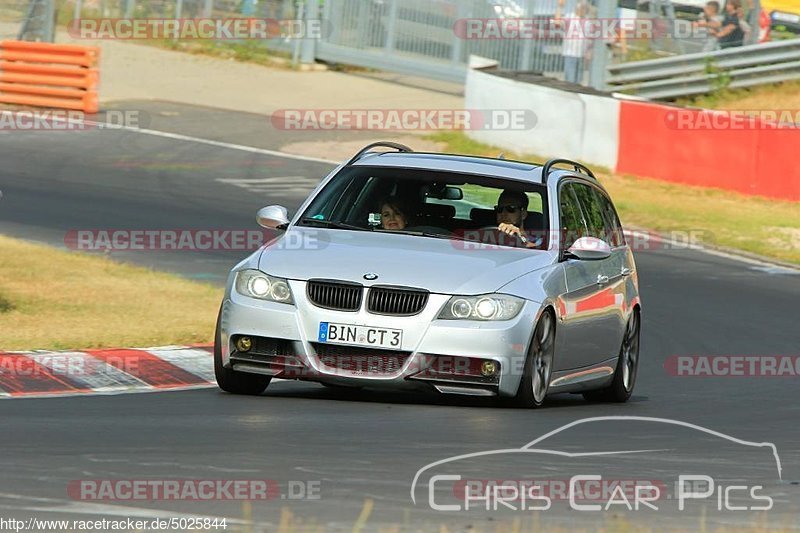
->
716;0;745;48
557;0;591;84
695;1;723;52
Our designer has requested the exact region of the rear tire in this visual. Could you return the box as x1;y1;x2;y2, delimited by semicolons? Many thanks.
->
214;305;271;395
513;310;555;408
583;308;640;403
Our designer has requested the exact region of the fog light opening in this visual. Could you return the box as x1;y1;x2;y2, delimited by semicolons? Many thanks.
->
236;336;252;352
480;360;497;377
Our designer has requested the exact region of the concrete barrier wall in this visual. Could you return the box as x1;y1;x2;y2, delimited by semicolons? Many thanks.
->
465;69;620;169
466;68;799;202
617;100;799;201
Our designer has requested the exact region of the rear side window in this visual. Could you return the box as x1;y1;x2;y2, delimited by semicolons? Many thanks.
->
592;188;626;247
571;183;607;241
559;183;587;250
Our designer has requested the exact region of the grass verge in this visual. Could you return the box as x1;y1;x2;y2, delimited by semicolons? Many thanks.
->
0;234;222;351
425;132;800;265
677;80;800;110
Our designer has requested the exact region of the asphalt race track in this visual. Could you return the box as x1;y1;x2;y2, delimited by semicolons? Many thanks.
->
1;104;798;531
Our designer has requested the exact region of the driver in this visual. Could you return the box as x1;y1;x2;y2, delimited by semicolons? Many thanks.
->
495;190;542;248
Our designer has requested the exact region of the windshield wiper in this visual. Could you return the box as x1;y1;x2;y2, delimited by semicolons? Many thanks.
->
298;218;368;231
373;229;458;240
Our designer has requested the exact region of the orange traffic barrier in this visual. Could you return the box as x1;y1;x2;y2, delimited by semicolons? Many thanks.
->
0;40;100;113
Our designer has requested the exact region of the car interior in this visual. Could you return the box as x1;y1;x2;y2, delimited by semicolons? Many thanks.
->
300;169;548;248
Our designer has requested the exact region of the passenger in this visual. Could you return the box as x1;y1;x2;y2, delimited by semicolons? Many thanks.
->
495;190;542;248
378;196;409;231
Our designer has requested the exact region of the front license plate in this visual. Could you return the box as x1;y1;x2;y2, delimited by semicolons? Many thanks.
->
318;322;402;349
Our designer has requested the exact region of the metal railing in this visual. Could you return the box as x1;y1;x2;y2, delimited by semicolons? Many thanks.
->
317;0;576;83
63;0;609;85
606;38;800;99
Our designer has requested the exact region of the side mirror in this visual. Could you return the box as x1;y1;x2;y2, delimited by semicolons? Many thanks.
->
566;236;612;261
256;205;290;229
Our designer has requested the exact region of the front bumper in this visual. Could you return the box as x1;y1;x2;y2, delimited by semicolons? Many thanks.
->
219;280;540;397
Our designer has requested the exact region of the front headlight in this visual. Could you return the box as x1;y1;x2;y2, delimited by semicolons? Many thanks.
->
438;294;524;321
235;270;294;304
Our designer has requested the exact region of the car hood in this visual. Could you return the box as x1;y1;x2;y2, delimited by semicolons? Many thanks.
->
258;228;555;295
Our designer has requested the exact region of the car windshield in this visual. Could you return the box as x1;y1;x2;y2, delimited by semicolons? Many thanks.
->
297;166;548;249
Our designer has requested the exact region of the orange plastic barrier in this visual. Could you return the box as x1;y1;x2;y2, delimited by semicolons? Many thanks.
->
0;40;99;113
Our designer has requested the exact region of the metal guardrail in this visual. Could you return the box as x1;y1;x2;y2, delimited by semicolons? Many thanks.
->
606;39;800;99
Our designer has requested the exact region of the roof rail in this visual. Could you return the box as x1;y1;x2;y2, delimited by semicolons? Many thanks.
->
542;158;596;184
346;141;413;166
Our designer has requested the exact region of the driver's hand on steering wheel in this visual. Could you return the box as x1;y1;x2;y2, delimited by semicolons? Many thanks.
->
498;223;537;247
498;223;522;238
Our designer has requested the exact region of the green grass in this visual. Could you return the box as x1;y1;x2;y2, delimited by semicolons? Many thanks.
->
427;131;614;179
0;293;13;314
0;234;222;351
677;80;800;110
150;38;293;67
425;131;800;265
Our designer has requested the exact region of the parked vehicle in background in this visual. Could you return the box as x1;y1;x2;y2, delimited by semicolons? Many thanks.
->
763;0;800;34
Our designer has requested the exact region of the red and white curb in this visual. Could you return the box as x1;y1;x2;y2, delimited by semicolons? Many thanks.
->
0;345;215;398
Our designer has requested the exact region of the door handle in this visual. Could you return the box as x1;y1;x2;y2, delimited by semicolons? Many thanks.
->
621;267;632;277
597;274;609;285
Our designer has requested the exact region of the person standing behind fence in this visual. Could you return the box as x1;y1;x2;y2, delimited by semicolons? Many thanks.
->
694;1;723;52
715;0;745;48
556;0;591;84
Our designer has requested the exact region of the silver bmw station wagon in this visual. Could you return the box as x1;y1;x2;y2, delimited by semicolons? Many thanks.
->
214;142;642;408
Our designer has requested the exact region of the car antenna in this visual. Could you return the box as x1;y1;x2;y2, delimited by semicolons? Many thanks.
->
498;152;506;160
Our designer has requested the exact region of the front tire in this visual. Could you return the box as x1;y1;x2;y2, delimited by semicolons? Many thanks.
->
583;308;640;403
513;310;555;408
214;306;271;395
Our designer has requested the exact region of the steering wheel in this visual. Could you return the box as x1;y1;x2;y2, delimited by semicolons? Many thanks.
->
479;225;528;245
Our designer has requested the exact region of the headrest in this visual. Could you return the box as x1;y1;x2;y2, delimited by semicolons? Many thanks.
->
470;208;496;227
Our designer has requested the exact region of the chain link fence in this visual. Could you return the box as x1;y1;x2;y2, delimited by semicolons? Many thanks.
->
0;0;32;39
8;0;799;92
67;0;294;20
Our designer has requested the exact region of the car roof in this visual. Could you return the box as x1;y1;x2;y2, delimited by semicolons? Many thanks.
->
351;151;549;184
